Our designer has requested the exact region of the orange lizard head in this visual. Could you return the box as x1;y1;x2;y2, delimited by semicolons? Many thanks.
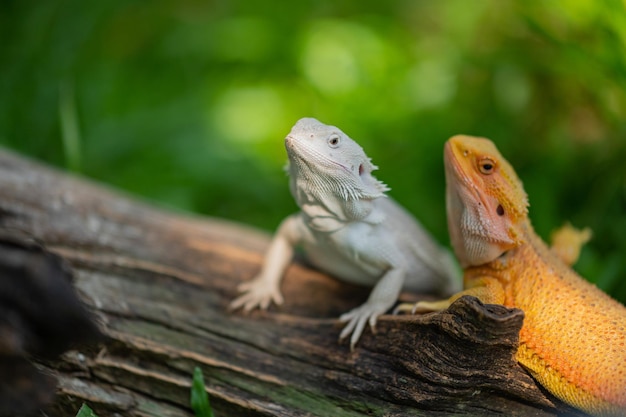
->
444;135;529;267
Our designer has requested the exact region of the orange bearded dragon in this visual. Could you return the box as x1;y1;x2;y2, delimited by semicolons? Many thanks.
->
398;135;626;416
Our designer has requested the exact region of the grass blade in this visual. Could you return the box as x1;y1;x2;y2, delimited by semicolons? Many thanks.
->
191;366;214;417
76;403;97;417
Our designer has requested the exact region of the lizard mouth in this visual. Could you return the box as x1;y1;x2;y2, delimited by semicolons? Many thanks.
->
444;140;483;202
285;135;351;173
444;138;503;228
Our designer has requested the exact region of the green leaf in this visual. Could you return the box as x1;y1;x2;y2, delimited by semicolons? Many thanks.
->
190;366;214;417
76;403;97;417
59;81;82;173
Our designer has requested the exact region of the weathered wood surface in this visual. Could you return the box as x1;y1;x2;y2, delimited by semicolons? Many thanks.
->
0;149;585;417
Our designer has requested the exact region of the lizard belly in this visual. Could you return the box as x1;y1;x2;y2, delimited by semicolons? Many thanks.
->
400;253;455;293
300;222;391;287
298;203;455;293
304;243;381;286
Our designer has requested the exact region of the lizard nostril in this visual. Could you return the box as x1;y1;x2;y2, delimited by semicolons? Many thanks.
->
358;164;364;176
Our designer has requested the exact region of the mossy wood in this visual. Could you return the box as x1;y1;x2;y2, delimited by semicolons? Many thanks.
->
0;149;585;417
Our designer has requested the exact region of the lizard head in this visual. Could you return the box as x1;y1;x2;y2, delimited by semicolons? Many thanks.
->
444;135;529;267
285;118;389;201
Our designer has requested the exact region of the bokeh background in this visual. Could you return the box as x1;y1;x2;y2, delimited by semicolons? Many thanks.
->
1;1;625;302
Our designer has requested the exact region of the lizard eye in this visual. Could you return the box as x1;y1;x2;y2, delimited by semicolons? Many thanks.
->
478;158;495;175
328;134;341;148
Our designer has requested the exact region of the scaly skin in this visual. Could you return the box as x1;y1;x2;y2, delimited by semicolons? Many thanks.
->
399;135;626;416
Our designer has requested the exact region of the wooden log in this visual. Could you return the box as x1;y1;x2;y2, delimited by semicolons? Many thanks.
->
0;149;585;417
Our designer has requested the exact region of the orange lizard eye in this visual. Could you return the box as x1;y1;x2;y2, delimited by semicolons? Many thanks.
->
478;158;496;175
328;134;341;148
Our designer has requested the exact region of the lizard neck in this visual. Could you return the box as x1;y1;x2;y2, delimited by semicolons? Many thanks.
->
291;173;384;232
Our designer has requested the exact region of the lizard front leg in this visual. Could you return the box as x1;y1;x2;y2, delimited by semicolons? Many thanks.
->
395;277;505;314
230;215;300;312
549;222;592;267
339;267;405;350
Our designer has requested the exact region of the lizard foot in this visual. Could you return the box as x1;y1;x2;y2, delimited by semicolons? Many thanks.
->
339;301;391;350
229;278;284;312
393;299;451;315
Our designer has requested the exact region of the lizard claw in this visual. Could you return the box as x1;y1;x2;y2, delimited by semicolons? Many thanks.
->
338;302;389;350
229;278;284;312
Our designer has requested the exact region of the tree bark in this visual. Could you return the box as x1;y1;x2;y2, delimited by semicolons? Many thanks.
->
0;149;585;417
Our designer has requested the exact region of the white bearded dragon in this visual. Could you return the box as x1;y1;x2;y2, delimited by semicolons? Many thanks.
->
230;118;461;349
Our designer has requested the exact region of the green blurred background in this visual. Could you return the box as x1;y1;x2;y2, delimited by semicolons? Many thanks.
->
1;0;625;301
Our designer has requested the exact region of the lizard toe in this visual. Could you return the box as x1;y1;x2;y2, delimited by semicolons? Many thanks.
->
368;314;379;334
392;302;414;315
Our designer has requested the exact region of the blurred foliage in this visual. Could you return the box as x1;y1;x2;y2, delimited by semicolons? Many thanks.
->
1;0;625;301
